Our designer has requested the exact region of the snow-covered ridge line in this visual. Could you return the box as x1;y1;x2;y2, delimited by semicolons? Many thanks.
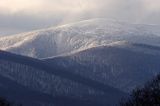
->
42;40;128;59
43;41;160;60
0;18;126;37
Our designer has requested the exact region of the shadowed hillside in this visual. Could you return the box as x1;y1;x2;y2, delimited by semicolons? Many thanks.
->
0;50;126;106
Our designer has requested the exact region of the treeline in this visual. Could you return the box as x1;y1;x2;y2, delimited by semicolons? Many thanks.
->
121;74;160;106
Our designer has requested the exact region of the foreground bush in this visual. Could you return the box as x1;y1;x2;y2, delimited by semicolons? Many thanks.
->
0;97;10;106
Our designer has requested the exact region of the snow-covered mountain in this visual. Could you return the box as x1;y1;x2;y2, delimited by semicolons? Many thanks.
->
44;42;160;92
0;18;160;58
0;18;160;105
0;50;126;106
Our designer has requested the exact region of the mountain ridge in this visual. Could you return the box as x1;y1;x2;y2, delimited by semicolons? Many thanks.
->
0;18;160;58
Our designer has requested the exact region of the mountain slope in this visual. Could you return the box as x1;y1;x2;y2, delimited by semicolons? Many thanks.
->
0;19;160;58
44;42;160;93
0;50;127;106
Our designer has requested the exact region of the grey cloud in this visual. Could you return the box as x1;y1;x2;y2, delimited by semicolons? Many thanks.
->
0;12;65;35
0;0;160;35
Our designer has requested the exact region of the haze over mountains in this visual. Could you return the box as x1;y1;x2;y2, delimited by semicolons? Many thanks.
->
0;18;160;106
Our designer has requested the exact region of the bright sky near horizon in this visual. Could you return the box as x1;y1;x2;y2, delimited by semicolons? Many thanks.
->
0;0;160;35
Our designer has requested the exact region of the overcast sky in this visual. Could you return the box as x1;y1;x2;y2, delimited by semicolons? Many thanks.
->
0;0;160;35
